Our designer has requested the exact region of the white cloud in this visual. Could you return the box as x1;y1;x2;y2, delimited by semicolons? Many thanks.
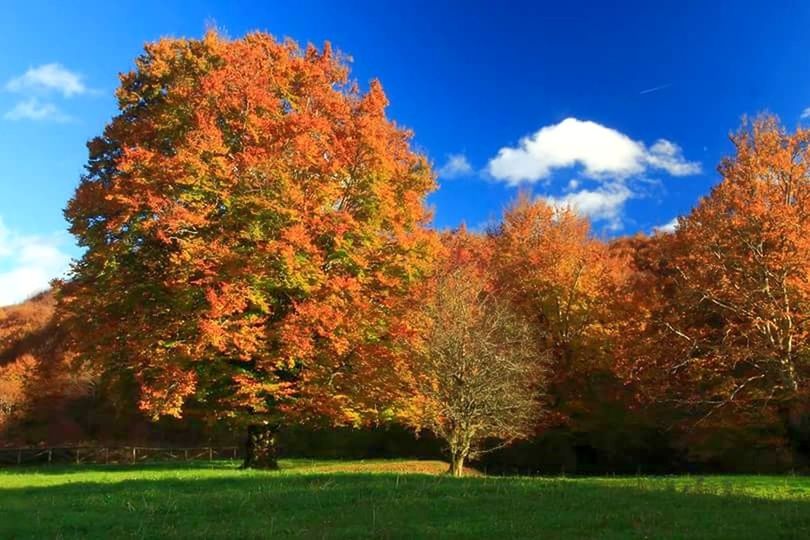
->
437;153;473;179
646;140;701;176
487;118;700;184
542;183;633;231
3;98;70;122
0;219;72;306
802;108;810;120
654;217;679;234
5;63;87;97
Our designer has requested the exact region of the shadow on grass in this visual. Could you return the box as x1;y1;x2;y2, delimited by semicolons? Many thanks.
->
2;468;810;539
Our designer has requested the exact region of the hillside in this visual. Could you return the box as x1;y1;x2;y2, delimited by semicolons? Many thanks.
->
0;290;58;365
0;290;97;444
0;291;58;431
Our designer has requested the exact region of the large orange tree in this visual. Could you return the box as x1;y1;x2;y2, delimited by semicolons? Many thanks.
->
61;31;436;467
676;116;810;401
622;116;810;461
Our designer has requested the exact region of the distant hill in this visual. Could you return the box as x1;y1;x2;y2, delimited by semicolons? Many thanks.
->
0;290;58;367
0;290;98;444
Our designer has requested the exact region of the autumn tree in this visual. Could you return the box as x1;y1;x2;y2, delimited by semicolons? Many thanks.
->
60;31;435;467
627;116;810;435
613;233;790;466
492;194;625;368
402;231;543;476
490;195;630;433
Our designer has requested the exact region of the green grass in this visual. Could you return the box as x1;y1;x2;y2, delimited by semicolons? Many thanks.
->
2;459;810;539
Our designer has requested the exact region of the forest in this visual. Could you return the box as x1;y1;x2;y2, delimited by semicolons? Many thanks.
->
3;31;810;477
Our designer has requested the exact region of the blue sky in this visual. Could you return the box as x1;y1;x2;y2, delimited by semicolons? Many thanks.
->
2;0;810;304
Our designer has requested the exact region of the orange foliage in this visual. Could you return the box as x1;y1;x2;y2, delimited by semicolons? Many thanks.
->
0;354;36;428
490;194;630;427
624;117;810;414
0;292;94;441
61;31;436;428
0;293;56;430
493;194;628;351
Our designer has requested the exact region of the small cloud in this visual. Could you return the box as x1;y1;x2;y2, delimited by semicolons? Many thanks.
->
486;118;700;185
3;98;71;122
654;217;679;234
0;218;72;306
5;63;87;97
437;153;473;179
801;108;810;120
542;183;633;231
646;140;701;176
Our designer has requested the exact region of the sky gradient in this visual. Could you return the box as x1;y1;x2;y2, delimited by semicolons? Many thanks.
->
2;0;810;305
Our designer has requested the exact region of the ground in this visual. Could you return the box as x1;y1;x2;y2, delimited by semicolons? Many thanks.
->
2;459;810;539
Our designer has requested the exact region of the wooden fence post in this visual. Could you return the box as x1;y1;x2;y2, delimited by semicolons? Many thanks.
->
132;447;136;463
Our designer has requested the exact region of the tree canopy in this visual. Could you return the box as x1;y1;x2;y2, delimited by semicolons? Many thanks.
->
60;31;436;442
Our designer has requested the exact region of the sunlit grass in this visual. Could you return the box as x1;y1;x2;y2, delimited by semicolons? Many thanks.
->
2;460;810;538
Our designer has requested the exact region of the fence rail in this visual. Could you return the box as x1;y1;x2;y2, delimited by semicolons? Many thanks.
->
0;446;241;467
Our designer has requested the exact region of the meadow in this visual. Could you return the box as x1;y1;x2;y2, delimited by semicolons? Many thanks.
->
2;460;810;539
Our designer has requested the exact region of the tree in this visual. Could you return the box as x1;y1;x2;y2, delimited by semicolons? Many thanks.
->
490;194;629;428
60;31;435;467
676;116;810;403
620;116;810;459
402;232;544;477
491;194;625;370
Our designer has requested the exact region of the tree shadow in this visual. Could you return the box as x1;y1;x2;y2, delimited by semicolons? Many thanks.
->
2;469;810;538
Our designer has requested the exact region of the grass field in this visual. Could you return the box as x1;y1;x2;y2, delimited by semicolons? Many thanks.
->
2;459;810;539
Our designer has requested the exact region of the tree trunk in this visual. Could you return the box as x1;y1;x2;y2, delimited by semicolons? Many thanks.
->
779;399;810;458
449;450;466;477
242;423;280;469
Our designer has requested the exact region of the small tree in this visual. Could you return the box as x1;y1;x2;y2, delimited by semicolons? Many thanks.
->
405;237;545;476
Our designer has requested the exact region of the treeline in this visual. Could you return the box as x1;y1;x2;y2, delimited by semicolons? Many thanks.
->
2;32;810;474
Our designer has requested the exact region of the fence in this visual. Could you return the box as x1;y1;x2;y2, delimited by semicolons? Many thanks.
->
0;446;241;467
